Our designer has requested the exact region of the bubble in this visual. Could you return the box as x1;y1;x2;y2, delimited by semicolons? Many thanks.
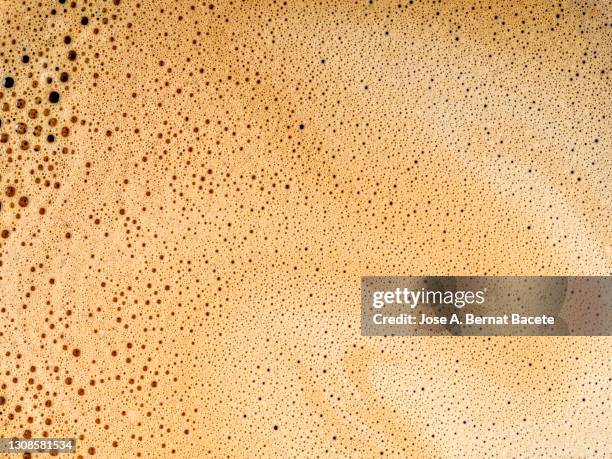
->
48;91;60;103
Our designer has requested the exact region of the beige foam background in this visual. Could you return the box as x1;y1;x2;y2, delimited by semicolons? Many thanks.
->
0;0;610;457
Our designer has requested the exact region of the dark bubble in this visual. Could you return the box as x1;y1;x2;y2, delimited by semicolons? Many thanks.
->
81;16;89;26
60;72;69;83
68;50;77;61
3;77;14;89
49;91;60;103
21;55;30;64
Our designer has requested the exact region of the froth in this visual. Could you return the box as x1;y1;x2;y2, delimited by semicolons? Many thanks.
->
0;0;610;457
